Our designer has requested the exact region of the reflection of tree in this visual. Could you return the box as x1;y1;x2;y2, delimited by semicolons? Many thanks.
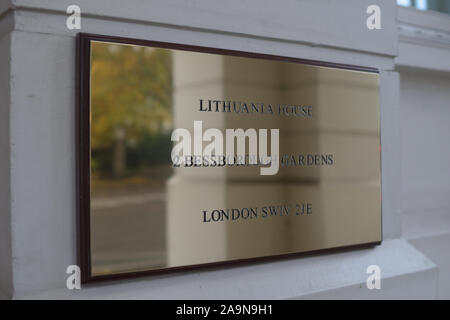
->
91;43;173;178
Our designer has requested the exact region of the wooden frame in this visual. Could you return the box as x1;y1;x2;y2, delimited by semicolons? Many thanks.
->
76;32;381;283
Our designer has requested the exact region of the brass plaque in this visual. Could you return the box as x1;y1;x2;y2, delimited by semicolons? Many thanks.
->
77;34;381;281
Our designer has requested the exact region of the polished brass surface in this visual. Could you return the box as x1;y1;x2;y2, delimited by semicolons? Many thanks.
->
88;40;381;276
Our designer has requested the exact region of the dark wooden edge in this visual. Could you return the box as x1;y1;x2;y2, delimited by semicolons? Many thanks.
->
77;33;379;74
76;32;382;284
76;33;92;283
83;241;382;284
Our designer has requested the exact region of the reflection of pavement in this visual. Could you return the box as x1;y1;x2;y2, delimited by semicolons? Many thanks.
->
91;192;165;209
91;191;166;276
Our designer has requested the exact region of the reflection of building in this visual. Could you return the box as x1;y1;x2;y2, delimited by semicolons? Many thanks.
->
167;53;381;266
1;0;450;299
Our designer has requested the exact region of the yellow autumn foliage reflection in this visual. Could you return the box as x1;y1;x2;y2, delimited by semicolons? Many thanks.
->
90;42;173;178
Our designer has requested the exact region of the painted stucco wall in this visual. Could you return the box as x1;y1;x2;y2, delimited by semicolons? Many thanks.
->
396;7;450;300
399;69;450;299
0;0;445;299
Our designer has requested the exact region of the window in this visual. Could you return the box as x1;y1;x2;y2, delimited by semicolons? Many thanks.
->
397;0;450;14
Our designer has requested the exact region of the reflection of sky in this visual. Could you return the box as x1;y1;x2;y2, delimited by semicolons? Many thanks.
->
397;0;430;11
398;0;450;14
397;0;450;13
107;43;120;54
416;0;428;10
398;0;412;6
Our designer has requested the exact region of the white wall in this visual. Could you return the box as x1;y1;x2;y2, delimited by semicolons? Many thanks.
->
395;6;450;299
399;68;450;299
0;32;13;300
400;69;450;217
1;0;439;299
